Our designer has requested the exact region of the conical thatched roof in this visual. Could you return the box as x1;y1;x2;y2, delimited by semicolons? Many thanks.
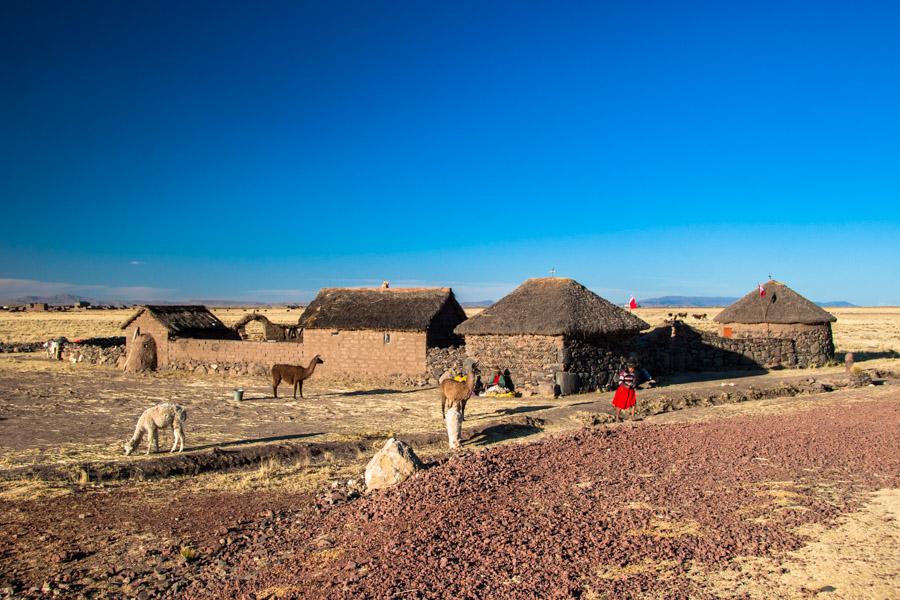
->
714;281;836;325
455;278;649;337
120;305;241;340
299;287;466;332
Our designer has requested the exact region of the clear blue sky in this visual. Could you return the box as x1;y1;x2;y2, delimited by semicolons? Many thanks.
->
2;1;898;305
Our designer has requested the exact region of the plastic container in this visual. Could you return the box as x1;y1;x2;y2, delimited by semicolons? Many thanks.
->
233;388;244;402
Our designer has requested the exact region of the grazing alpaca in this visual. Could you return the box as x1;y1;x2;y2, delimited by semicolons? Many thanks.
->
439;361;479;450
124;403;187;456
271;355;324;399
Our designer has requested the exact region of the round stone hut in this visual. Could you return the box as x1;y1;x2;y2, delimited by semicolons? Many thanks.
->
455;278;650;394
714;280;836;366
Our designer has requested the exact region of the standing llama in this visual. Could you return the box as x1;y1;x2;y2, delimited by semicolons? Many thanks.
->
124;403;187;456
271;355;324;399
439;361;479;450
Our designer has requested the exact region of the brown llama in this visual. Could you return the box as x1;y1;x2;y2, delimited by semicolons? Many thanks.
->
271;355;324;399
439;361;479;449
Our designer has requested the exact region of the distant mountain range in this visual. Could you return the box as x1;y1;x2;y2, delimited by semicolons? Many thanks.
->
638;296;857;308
2;294;271;308
460;300;494;308
8;293;97;306
3;294;857;310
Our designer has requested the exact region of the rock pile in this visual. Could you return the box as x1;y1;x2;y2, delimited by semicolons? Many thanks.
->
0;342;44;353
61;341;125;367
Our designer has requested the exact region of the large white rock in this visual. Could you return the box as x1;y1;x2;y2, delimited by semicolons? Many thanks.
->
364;438;424;492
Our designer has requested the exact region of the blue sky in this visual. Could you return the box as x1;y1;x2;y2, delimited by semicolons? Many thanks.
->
2;1;899;305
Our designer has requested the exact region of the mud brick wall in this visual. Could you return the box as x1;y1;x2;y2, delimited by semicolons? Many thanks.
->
123;312;172;365
167;338;304;370
464;334;565;392
302;329;427;379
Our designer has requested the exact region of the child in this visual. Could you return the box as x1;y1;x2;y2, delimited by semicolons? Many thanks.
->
612;362;639;421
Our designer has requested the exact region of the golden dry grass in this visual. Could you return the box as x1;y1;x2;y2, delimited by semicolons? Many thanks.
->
2;306;896;354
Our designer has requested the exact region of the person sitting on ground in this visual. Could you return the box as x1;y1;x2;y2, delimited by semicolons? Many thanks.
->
482;367;515;396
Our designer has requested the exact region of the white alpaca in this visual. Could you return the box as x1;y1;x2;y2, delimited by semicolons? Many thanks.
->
124;403;187;456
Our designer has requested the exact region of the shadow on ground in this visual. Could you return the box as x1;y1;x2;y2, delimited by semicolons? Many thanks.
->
188;432;323;452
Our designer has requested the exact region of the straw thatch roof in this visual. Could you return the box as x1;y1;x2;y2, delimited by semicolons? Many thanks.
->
455;278;649;337
714;281;836;325
299;287;466;332
120;305;241;340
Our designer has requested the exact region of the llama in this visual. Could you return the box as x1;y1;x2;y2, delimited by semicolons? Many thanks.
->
439;361;479;449
124;403;187;456
271;355;324;399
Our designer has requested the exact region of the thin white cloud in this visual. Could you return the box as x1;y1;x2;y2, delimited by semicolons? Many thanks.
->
129;260;144;266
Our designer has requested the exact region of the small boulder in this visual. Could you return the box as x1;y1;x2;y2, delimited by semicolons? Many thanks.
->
538;382;559;397
364;438;423;492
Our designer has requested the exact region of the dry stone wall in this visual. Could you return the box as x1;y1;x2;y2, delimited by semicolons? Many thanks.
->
464;335;565;392
639;321;835;374
562;336;638;392
426;346;468;383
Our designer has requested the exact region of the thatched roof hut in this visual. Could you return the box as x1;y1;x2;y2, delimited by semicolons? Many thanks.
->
714;281;836;325
299;287;466;338
121;305;241;340
456;278;649;337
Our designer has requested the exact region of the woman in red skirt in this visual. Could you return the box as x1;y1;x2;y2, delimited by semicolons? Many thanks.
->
612;363;638;421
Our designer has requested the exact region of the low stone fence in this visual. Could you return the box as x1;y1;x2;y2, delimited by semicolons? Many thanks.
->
60;337;126;367
639;321;835;375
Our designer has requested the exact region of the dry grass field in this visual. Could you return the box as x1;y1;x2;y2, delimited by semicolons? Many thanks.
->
1;306;897;355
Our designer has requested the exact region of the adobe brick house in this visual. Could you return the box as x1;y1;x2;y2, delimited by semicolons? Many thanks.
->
455;278;649;393
121;305;241;367
713;280;836;366
298;287;467;380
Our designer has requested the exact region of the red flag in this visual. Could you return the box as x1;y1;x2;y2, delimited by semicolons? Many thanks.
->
629;296;638;309
758;283;766;297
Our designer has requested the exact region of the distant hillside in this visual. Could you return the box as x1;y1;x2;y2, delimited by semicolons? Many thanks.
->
639;296;856;308
461;300;494;308
638;296;739;308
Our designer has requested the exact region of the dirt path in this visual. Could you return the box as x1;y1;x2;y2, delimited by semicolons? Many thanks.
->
182;391;900;599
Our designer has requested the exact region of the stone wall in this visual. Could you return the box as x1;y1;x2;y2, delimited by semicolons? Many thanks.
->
562;336;638;392
426;345;468;383
61;341;126;367
464;335;565;392
640;321;835;374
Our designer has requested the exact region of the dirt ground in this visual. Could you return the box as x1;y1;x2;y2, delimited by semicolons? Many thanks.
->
1;352;894;473
0;350;898;598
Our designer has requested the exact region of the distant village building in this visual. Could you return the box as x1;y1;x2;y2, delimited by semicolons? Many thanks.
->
27;302;49;312
712;280;836;366
299;287;467;380
456;278;649;393
73;301;91;310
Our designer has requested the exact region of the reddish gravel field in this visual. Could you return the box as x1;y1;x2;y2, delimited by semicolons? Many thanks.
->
185;397;900;599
